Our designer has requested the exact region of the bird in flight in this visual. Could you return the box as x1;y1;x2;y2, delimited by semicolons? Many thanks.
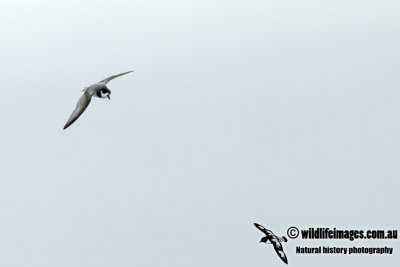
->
63;71;133;130
254;223;288;264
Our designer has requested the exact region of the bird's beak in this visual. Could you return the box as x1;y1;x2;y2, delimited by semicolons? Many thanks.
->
107;95;110;100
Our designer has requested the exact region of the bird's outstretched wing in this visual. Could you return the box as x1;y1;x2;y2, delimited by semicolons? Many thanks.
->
63;91;93;130
98;70;133;85
254;223;273;235
254;223;267;233
272;242;288;264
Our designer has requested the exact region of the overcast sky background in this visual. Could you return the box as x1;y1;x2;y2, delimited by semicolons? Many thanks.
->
0;0;399;266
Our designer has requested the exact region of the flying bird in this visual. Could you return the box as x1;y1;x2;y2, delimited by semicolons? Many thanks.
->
63;71;133;130
254;223;288;264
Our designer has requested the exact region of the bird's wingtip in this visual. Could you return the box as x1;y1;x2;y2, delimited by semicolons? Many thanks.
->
281;255;288;264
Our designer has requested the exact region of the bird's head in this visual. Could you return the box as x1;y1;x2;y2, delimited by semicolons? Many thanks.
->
100;87;111;100
260;237;268;243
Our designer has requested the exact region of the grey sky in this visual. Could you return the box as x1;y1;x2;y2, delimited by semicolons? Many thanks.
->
0;0;399;266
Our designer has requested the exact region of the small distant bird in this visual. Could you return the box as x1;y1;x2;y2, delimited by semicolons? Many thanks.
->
63;71;133;130
254;223;288;264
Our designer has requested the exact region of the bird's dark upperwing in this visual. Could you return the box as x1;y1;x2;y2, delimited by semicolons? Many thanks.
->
63;91;92;130
98;70;133;85
254;223;268;234
254;223;275;236
272;241;288;264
